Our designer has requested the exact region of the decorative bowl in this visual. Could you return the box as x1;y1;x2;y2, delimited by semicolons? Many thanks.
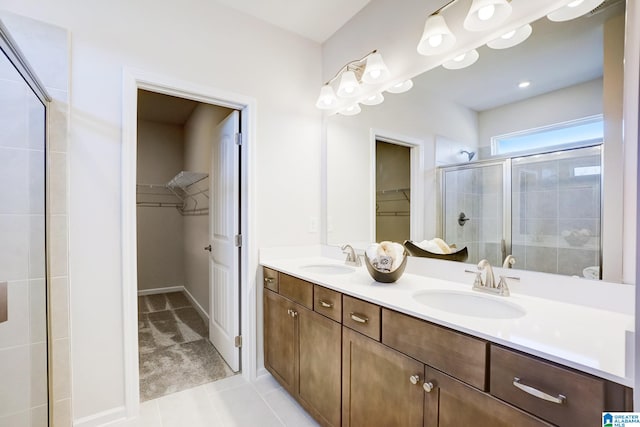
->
403;240;469;262
364;253;408;283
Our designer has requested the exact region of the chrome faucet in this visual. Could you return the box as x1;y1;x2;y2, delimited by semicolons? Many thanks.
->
502;255;516;268
465;259;514;296
477;259;495;289
341;244;362;267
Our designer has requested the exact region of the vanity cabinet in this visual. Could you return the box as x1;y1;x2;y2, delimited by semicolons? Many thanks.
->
263;274;341;427
342;326;424;427
262;267;633;427
424;367;552;427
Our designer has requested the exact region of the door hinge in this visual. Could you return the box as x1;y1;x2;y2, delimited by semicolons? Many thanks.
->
235;132;242;146
235;234;242;247
234;335;242;348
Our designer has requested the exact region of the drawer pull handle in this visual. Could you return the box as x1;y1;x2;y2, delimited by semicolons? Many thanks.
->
264;278;275;284
409;374;420;385
320;300;334;308
513;377;566;405
350;313;368;323
423;382;434;393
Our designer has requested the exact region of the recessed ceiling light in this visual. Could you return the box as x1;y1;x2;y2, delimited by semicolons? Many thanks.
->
518;81;531;89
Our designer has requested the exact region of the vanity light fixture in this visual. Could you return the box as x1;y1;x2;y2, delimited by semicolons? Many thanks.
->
464;0;512;32
386;79;414;94
336;70;361;98
360;92;385;106
487;24;533;49
442;49;480;70
340;103;362;116
547;0;605;22
417;14;457;56
315;49;391;111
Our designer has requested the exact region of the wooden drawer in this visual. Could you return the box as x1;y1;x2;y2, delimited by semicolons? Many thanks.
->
342;295;381;340
382;309;488;390
263;267;279;292
279;273;313;309
313;285;342;323
490;345;606;427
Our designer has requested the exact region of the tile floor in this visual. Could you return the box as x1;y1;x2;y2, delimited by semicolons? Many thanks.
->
108;374;319;427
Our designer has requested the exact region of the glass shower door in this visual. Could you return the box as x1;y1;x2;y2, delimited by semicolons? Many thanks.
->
440;161;507;265
0;37;48;425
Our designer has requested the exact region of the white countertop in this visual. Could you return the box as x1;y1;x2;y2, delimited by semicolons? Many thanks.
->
261;254;635;387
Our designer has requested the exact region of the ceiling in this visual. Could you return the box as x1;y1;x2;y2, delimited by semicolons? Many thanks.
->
412;2;622;112
213;0;371;43
137;90;199;125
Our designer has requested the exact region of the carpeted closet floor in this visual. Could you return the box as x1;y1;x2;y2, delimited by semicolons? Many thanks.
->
138;292;234;401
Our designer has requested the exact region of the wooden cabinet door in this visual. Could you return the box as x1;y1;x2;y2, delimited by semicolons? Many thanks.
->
343;327;424;427
264;290;297;394
298;306;342;427
424;367;552;427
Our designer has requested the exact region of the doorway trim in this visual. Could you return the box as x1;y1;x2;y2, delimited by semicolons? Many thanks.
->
121;68;257;418
369;129;425;242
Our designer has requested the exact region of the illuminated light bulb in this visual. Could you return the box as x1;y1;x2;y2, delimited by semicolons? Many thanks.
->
361;92;384;106
429;34;443;48
454;53;466;62
518;81;531;88
478;4;495;21
370;69;381;79
386;79;414;94
443;49;479;70
547;0;604;22
501;30;516;40
568;0;584;7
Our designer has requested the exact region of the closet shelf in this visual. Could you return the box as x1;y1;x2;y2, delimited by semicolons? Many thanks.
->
136;171;210;216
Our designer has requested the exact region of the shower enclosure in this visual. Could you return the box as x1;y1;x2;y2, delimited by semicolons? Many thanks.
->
0;23;49;425
439;145;602;278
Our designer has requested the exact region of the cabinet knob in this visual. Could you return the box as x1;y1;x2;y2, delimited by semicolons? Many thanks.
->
409;374;420;385
287;309;298;318
423;382;434;393
264;277;275;284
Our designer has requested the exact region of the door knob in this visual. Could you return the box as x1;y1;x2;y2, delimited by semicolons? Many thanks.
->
204;245;212;252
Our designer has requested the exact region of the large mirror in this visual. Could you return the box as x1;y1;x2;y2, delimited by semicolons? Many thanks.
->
326;0;626;280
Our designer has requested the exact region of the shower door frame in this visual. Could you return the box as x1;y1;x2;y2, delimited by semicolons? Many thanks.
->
0;19;52;426
437;158;512;264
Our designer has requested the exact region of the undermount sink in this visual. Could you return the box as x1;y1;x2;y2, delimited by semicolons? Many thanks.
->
412;290;526;319
299;264;355;275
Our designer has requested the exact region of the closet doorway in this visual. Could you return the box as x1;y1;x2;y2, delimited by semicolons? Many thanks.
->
135;89;241;401
375;139;412;242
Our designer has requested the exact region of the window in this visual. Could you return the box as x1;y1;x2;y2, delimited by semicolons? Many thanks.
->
491;115;603;156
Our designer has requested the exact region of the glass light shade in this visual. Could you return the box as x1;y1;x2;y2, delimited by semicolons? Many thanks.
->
443;49;480;70
362;53;390;84
337;70;361;98
547;0;605;22
315;84;338;109
360;92;384;106
417;14;456;56
464;0;512;32
340;103;361;116
487;24;533;49
386;79;414;94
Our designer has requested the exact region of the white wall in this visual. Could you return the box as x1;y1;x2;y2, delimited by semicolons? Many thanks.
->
326;84;477;246
183;104;232;314
0;0;322;422
477;78;603;148
136;120;185;291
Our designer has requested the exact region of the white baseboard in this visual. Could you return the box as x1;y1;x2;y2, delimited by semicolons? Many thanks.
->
73;406;126;427
137;285;184;296
183;286;209;324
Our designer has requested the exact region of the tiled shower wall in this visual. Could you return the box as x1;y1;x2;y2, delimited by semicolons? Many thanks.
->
0;11;72;426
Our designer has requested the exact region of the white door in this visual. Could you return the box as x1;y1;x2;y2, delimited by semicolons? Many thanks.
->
209;110;240;372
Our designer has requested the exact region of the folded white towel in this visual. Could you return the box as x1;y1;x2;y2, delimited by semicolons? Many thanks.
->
415;238;452;254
